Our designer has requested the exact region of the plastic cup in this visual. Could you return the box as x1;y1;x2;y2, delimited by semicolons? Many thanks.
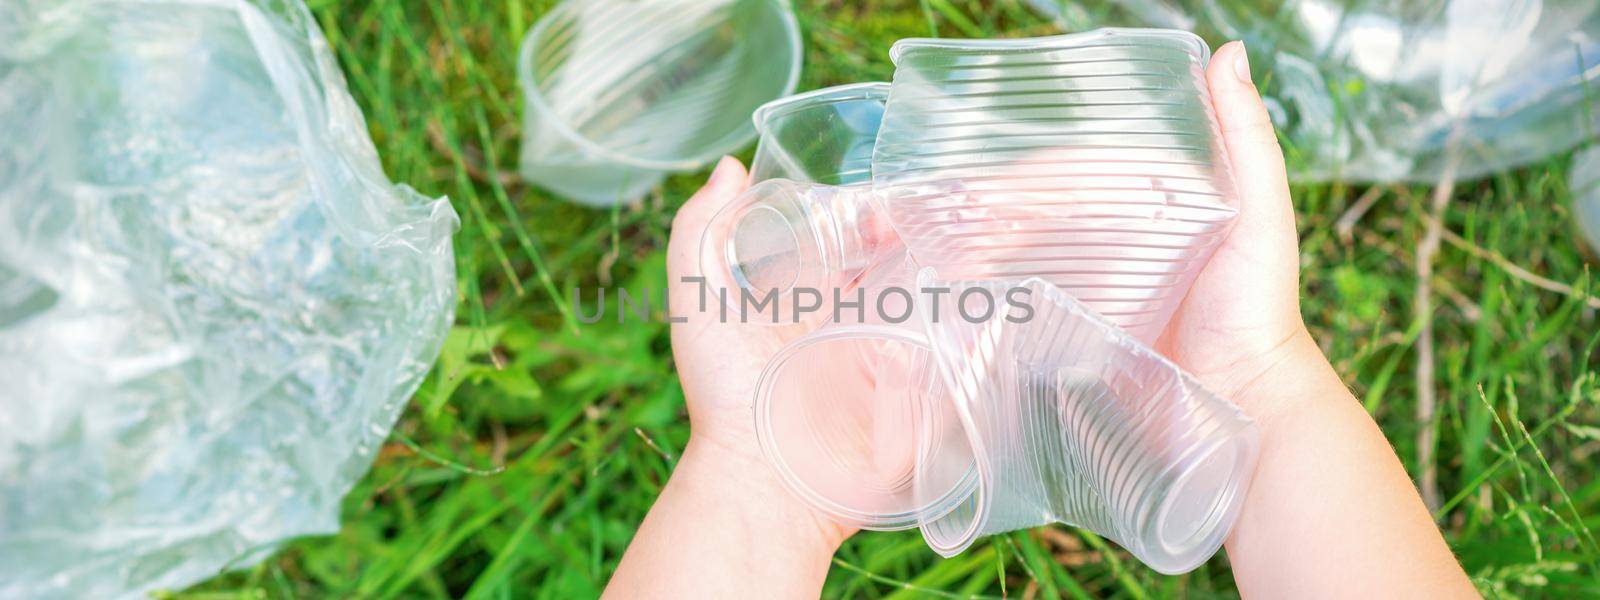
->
871;28;1240;342
517;0;802;206
913;272;1258;574
754;255;979;529
699;180;900;325
754;268;1258;573
749;82;891;185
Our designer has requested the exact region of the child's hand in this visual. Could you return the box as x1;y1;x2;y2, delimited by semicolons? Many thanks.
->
606;158;850;599
664;157;855;549
1155;41;1322;423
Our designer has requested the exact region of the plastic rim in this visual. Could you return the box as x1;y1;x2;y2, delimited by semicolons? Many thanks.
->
518;0;804;171
889;27;1211;66
755;325;979;530
751;81;893;136
1142;424;1259;574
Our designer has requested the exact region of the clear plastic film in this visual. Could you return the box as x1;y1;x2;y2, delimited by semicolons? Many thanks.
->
0;0;458;597
1028;0;1600;183
872;29;1239;343
518;0;802;205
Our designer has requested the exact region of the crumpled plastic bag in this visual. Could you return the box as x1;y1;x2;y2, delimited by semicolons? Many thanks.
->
0;0;458;597
1029;0;1600;183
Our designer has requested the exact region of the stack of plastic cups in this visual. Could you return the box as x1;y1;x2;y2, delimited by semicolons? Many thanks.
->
707;29;1260;574
518;0;801;206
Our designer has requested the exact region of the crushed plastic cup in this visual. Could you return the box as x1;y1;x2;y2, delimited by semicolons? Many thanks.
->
912;272;1257;573
518;0;802;206
754;255;979;529
754;268;1258;573
871;29;1240;342
700;179;900;325
1574;147;1600;257
749;82;891;185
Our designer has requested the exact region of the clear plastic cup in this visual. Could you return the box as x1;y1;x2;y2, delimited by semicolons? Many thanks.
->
699;180;900;325
754;255;979;529
872;28;1239;342
754;268;1258;573
749;83;891;185
517;0;802;206
912;272;1257;574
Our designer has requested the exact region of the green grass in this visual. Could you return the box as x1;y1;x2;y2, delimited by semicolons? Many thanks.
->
178;0;1599;597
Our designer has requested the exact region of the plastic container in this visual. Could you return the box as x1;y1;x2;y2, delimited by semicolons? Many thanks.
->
749;82;891;185
872;29;1240;342
1029;0;1600;184
518;0;802;206
913;272;1257;573
753;269;1258;573
700;180;900;325
755;256;979;529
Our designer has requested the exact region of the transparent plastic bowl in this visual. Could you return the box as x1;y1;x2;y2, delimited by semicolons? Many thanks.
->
872;28;1239;342
518;0;802;206
750;82;891;185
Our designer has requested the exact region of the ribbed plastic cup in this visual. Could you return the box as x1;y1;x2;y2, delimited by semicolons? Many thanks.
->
754;256;979;529
872;28;1239;342
754;266;1258;573
750;83;891;185
517;0;801;206
699;180;900;325
912;271;1258;574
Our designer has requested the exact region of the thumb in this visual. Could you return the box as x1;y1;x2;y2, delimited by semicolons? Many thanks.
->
668;157;750;312
1205;41;1300;290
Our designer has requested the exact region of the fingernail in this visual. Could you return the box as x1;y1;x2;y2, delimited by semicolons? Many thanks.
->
1233;42;1252;84
707;156;739;187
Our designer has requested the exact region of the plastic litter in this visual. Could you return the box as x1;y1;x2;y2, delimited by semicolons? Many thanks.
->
518;0;803;206
753;254;976;529
738;30;1256;572
700;180;899;325
872;30;1239;343
1028;0;1600;183
1574;147;1600;256
704;83;896;324
754;269;1258;573
0;0;458;597
749;82;891;186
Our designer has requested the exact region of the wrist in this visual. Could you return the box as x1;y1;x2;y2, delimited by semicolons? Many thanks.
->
671;438;856;554
1192;328;1350;429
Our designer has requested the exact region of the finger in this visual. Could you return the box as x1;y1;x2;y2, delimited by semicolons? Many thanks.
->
668;157;749;320
1206;42;1296;239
